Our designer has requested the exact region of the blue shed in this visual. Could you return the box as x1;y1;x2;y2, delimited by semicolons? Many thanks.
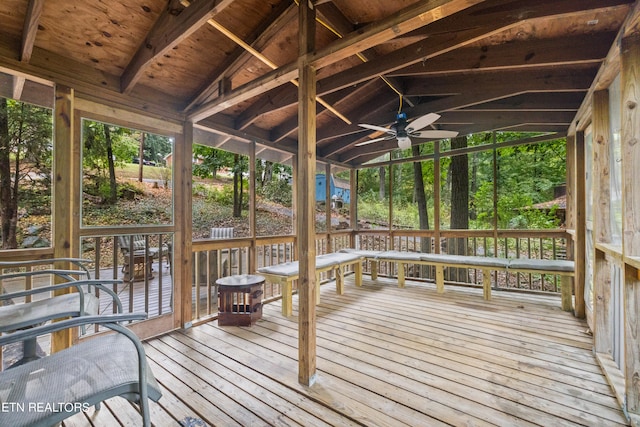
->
315;174;350;204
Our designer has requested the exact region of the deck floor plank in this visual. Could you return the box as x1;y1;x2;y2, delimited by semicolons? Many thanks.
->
63;275;629;426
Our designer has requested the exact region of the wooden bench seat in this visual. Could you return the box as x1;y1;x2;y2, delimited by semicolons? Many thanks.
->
257;252;364;316
340;249;574;310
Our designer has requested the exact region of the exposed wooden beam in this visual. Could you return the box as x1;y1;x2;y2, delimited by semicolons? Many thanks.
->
21;0;44;63
188;0;483;123
309;0;486;70
13;0;44;100
184;1;296;111
247;7;614;136
188;62;299;122
12;75;26;100
121;0;235;93
388;32;615;77
337;111;574;163
317;66;595;158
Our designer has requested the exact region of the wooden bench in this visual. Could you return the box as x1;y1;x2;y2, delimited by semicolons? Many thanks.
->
0;314;161;427
257;252;364;316
340;249;575;310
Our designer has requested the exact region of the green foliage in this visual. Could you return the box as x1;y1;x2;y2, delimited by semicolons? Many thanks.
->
193;144;235;178
258;179;292;207
355;132;566;230
193;182;249;208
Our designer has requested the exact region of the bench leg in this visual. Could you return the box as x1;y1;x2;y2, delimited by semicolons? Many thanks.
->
370;261;378;280
436;265;445;294
316;273;321;305
561;276;573;312
354;261;363;287
282;280;293;316
482;268;491;300
397;262;405;288
335;266;344;295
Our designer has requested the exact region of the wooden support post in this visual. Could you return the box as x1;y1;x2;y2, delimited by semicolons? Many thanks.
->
52;84;76;353
593;90;612;243
177;122;193;328
325;163;332;252
561;275;573;312
622;33;640;421
594;251;611;349
249;141;257;273
565;133;577;313
574;131;586;318
350;169;357;248
297;0;317;387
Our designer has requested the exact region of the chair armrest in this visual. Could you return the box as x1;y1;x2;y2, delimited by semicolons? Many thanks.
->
0;279;125;314
0;258;92;277
0;269;89;282
0;313;147;347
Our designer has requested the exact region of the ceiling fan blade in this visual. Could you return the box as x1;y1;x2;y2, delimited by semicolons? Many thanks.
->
411;130;459;139
358;123;395;134
355;136;392;146
405;113;440;133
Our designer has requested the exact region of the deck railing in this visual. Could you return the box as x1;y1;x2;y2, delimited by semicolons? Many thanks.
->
1;229;572;327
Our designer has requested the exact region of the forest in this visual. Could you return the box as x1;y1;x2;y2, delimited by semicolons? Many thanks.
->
0;98;566;249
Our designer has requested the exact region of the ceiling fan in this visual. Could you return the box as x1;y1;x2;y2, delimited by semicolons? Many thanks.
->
356;112;459;150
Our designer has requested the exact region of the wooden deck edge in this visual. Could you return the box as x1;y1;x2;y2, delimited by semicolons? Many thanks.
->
596;352;628;421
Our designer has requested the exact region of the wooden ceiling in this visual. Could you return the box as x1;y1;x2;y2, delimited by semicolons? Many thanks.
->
0;0;637;166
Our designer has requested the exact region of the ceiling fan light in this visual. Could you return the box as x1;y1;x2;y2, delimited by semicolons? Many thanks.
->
397;136;411;149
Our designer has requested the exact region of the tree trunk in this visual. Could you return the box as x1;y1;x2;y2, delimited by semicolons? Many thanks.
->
449;136;469;282
378;166;385;200
263;161;273;187
104;124;117;203
233;154;242;217
0;99;18;248
412;145;431;277
138;132;144;182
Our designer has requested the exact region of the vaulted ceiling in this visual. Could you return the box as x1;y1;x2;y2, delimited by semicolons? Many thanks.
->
0;0;637;166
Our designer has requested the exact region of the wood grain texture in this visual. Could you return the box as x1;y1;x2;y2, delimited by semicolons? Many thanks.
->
61;277;627;427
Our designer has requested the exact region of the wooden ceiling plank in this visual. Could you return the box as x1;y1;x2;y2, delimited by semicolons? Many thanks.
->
190;0;483;123
388;32;616;77
309;0;487;70
21;0;44;63
121;0;235;94
239;0;617;128
318;1;630;97
316;66;595;157
184;1;297;111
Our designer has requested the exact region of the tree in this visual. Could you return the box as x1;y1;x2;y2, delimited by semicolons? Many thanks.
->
0;98;52;249
412;145;432;276
448;135;469;281
233;154;244;218
192;145;233;179
82;120;132;202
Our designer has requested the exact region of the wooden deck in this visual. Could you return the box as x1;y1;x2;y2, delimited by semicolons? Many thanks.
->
63;276;628;426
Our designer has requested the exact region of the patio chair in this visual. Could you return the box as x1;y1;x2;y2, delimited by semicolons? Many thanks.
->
118;235;171;281
0;313;161;427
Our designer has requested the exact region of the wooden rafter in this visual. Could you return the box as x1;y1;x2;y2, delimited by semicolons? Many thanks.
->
187;0;483;123
13;0;44;100
184;1;297;112
121;0;235;93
